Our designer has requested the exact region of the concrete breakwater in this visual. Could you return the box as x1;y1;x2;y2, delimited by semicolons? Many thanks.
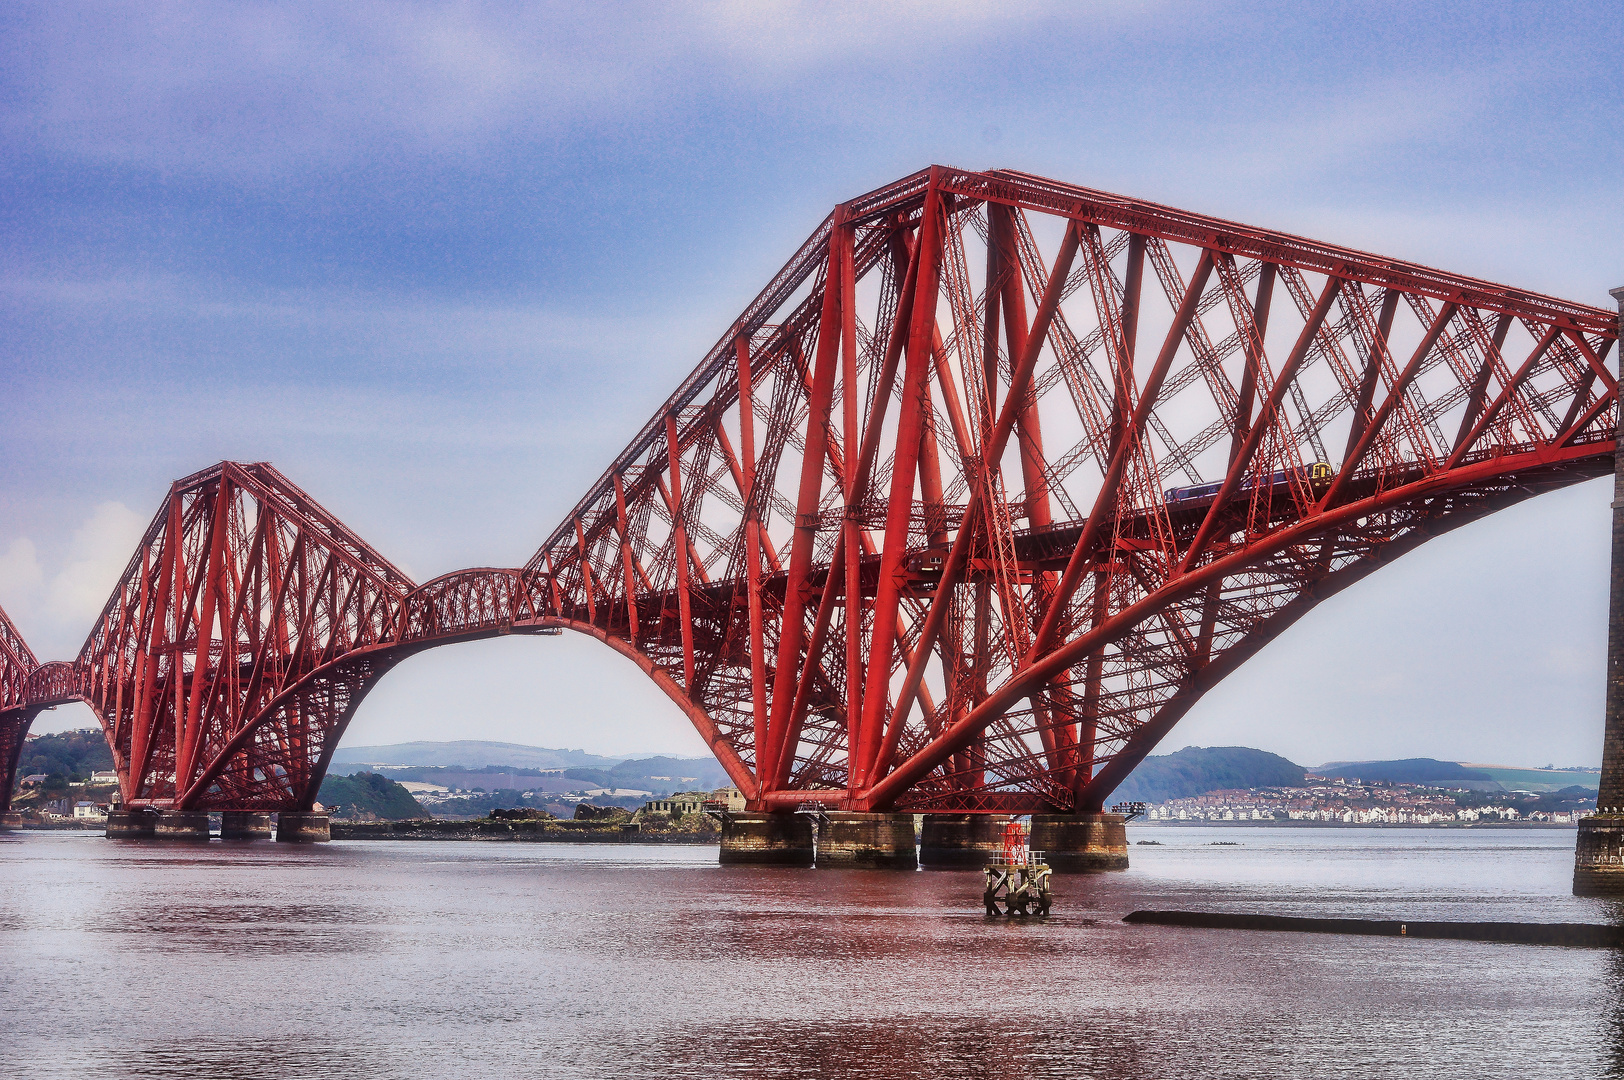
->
331;819;719;843
1124;909;1624;947
2;819;105;831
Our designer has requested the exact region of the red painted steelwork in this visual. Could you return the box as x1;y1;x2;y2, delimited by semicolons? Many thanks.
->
0;166;1617;816
0;606;40;814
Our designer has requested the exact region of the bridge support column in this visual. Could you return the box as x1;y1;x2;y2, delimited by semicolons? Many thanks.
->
1031;813;1129;872
106;808;156;839
1576;285;1624;896
816;812;917;869
1;811;22;828
919;814;1011;869
153;810;211;841
276;811;331;842
220;811;273;840
1578;279;1624;889
718;813;813;866
1575;818;1624;894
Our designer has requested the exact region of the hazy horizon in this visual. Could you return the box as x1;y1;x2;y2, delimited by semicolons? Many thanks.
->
22;727;1602;775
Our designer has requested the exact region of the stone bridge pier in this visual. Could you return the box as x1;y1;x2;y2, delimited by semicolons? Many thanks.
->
1575;286;1624;896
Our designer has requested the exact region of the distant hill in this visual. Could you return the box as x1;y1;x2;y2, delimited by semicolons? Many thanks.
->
368;765;576;792
330;741;626;770
615;755;731;788
1316;758;1490;785
1316;758;1601;793
1113;746;1306;804
327;741;731;794
1462;764;1601;793
329;740;1598;800
564;755;733;793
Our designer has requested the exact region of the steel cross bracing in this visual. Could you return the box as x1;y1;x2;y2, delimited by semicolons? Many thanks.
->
0;605;40;814
0;165;1617;816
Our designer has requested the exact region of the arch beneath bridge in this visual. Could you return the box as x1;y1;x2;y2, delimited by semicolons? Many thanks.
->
1;165;1618;821
2;449;1609;818
171;611;761;812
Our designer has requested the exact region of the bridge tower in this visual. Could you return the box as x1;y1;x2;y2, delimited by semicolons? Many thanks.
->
1575;286;1624;896
2;167;1618;869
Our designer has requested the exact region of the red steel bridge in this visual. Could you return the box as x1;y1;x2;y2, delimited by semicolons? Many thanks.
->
1;166;1617;819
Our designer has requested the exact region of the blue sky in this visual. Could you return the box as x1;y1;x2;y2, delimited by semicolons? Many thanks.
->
2;1;1620;766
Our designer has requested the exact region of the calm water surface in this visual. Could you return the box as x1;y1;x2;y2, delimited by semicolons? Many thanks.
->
4;826;1623;1079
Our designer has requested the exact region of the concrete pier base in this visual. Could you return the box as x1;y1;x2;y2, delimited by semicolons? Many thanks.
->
718;813;813;866
919;814;1011;869
106;809;157;838
816;812;917;869
220;811;274;840
1;811;23;827
153;810;211;841
1574;815;1624;895
1030;813;1129;872
276;811;331;843
1576;287;1624;894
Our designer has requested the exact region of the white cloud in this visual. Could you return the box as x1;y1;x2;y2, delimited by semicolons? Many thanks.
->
4;1;1125;176
45;502;147;628
0;502;147;660
0;270;712;376
0;537;45;610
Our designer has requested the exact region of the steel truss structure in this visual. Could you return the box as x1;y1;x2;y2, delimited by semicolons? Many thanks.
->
1;166;1618;815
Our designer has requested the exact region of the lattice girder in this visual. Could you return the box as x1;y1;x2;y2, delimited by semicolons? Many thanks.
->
2;166;1617;814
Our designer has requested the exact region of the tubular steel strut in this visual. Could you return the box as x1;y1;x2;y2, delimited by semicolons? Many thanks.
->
0;166;1616;816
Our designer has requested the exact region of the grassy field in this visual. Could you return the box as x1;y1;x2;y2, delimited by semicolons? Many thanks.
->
1460;764;1600;792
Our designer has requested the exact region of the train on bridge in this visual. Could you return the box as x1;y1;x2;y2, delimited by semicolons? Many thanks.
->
1164;462;1335;507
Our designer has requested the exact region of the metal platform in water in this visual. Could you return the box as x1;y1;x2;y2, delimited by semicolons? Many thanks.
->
983;821;1052;916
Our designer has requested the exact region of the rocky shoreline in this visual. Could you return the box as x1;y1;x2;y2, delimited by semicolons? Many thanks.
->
330;818;720;843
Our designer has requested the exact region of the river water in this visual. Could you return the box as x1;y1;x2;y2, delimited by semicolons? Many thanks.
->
3;826;1622;1079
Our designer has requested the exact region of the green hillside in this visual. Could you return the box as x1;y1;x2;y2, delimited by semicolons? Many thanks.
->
318;772;426;819
15;730;113;784
1315;758;1490;784
1112;746;1306;804
1315;758;1600;793
1461;764;1601;793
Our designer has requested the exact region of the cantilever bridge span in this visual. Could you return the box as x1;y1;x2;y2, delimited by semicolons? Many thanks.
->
1;166;1617;821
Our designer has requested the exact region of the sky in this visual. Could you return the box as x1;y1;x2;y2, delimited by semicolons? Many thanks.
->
2;1;1620;767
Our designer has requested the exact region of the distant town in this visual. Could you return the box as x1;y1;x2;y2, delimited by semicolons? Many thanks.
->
1141;775;1592;826
7;732;1601;829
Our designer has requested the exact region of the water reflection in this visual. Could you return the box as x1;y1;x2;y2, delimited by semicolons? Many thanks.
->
1;828;1617;1079
109;1038;396;1080
90;901;378;955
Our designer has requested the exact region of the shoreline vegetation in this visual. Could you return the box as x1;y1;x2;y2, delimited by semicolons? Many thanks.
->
330;818;719;842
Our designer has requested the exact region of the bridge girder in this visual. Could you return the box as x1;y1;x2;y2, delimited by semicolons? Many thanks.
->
0;165;1617;815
